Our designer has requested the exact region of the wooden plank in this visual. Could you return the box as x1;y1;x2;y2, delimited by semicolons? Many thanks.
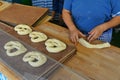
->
0;3;48;26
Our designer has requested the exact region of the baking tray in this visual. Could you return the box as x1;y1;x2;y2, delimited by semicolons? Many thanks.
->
0;22;76;63
0;29;58;80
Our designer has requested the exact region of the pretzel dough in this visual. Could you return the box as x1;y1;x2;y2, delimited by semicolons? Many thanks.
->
78;38;111;49
14;24;32;35
29;31;47;43
23;51;47;67
45;39;67;53
4;41;27;56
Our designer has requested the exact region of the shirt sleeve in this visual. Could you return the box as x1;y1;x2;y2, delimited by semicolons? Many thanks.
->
63;0;72;11
111;0;120;17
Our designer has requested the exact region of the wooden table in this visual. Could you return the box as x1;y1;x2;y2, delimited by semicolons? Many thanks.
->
0;2;120;80
1;21;120;80
36;22;120;80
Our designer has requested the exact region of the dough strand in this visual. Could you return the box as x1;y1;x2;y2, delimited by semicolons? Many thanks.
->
78;38;111;49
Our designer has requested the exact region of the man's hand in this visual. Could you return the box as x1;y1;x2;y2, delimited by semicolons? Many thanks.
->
87;25;106;42
70;28;86;44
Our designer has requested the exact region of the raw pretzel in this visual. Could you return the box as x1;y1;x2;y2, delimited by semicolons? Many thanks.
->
78;38;111;49
14;24;32;35
4;41;27;56
29;31;47;43
45;39;67;53
23;51;47;67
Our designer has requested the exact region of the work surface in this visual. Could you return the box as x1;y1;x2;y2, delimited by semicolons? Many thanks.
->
36;22;120;80
0;2;120;80
0;21;120;80
0;3;48;26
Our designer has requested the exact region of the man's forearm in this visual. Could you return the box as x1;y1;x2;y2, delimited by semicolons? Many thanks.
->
62;9;77;31
102;16;120;31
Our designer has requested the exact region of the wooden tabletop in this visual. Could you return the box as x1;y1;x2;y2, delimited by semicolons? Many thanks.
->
0;2;120;80
36;22;120;80
1;21;120;80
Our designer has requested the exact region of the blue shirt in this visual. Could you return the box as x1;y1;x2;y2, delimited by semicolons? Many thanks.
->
64;0;120;42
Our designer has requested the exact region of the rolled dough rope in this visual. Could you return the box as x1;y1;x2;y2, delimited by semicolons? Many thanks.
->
78;38;111;49
4;41;27;56
23;51;47;67
45;39;67;53
29;31;47;43
14;24;32;35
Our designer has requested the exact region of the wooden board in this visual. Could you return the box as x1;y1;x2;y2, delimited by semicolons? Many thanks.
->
0;22;76;63
0;3;48;26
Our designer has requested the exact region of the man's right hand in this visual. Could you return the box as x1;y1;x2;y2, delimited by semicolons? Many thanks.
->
69;29;86;45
